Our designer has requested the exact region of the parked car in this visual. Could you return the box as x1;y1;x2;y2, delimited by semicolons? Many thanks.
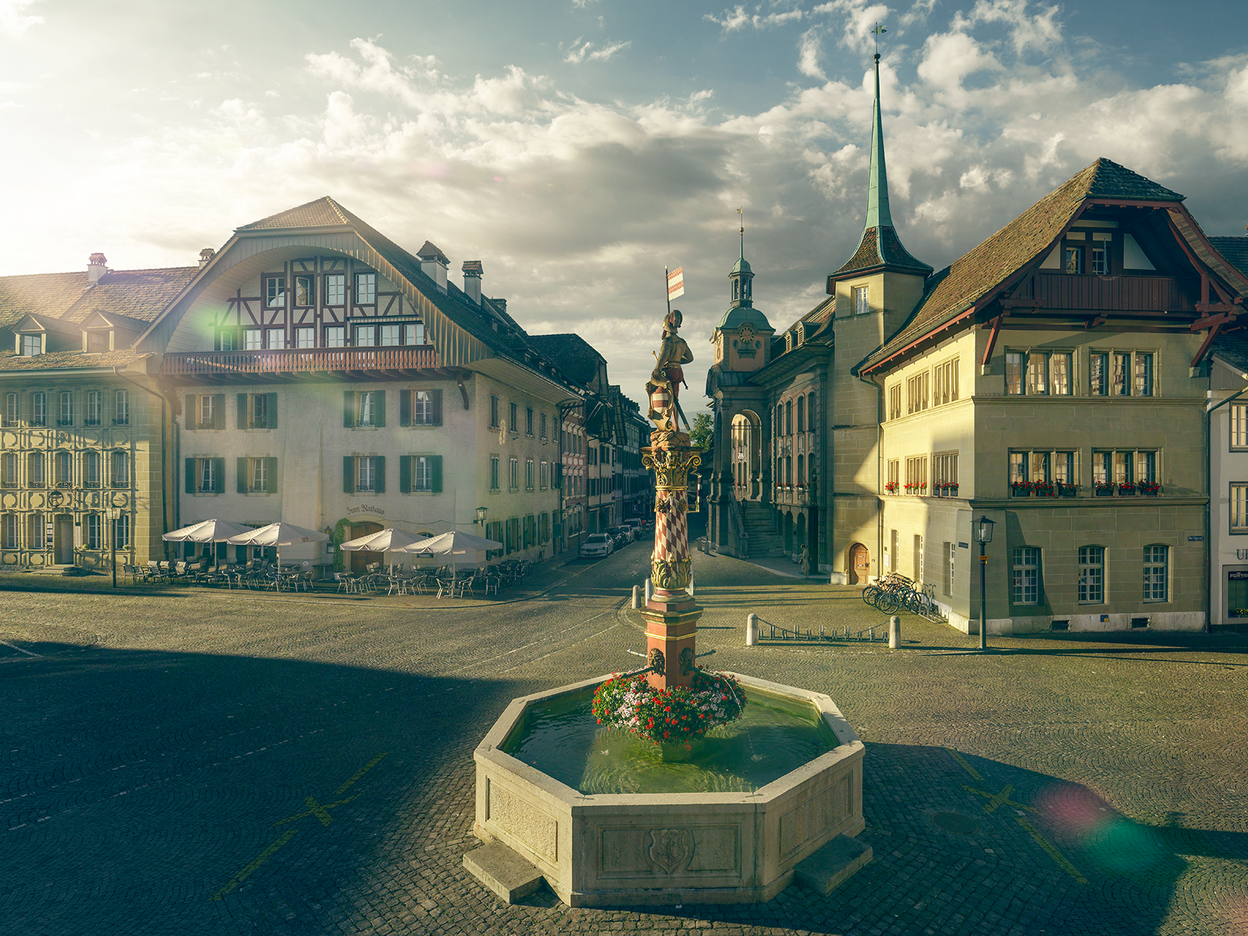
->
625;519;645;539
580;533;615;559
607;525;631;548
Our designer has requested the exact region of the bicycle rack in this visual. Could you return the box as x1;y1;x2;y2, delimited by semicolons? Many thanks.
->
759;621;888;643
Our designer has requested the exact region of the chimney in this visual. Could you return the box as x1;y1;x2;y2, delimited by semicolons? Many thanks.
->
416;241;449;293
199;248;215;267
87;253;108;285
462;260;483;304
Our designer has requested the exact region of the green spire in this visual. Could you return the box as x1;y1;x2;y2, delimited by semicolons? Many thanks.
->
864;53;894;230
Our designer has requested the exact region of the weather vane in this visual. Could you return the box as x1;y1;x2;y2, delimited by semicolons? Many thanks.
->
873;23;886;58
737;207;744;256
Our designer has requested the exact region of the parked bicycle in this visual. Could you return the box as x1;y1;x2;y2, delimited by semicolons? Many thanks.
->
862;573;939;617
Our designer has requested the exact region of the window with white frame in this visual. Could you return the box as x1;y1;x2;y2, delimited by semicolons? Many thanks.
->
114;390;129;425
84;451;101;487
295;327;315;349
853;285;869;315
1103;350;1154;396
490;455;500;491
1232;484;1248;533
380;323;402;346
216;329;238;351
293;274;314;307
905;455;928;495
934;358;959;406
325;325;346;347
932;452;959;496
1078;546;1105;603
54;450;71;487
28;512;44;550
324;274;346;305
355;273;376;305
526;459;534;490
540;461;549;489
31;392;45;427
355;456;382;492
2;513;18;548
264;275;285;309
1231;404;1248;449
113;513;130;550
27;452;44;487
345;390;383;428
244;329;263;350
888;384;902;420
1010;449;1075;493
58;391;73;426
1012;546;1041;605
85;513;102;550
111;450;129;487
85;391;101;426
1006;350;1071;395
4;393;16;427
1143;545;1168;602
354;324;376;347
1;454;16;488
187;457;220;494
403;454;440;493
509;457;519;490
1092;449;1157;491
20;334;41;356
264;329;284;350
906;372;928;414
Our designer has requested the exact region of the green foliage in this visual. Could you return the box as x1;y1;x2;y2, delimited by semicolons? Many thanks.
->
591;670;746;745
689;412;713;451
331;517;351;572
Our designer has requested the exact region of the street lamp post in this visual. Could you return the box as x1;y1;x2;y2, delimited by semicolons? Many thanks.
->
106;504;120;588
476;505;488;527
974;515;995;650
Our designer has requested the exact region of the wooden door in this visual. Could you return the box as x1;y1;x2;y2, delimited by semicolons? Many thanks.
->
848;543;870;585
349;521;384;574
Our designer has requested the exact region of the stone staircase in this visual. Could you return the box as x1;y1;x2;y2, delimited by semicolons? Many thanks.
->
738;500;786;558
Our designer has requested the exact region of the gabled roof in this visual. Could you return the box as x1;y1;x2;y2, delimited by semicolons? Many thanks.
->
237;197;353;231
0;266;197;337
0;271;89;330
858;158;1190;374
1210;333;1248;375
1210;236;1248;279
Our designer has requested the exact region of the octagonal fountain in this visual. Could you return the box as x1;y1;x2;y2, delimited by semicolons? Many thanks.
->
464;310;870;906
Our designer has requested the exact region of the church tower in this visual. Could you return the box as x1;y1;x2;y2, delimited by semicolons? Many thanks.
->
825;52;932;582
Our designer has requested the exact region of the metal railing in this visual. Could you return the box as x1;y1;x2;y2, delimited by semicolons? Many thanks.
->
160;346;439;375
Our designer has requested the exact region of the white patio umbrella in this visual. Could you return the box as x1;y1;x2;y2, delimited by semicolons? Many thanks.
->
399;530;502;577
227;522;329;569
162;519;252;563
338;528;428;573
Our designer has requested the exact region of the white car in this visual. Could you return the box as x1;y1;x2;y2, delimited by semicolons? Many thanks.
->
580;533;615;559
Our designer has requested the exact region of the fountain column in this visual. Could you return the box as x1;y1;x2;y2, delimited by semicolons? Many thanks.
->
641;433;702;690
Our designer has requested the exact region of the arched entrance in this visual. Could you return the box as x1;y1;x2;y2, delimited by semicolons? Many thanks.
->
848;543;870;585
348;520;384;574
730;411;762;499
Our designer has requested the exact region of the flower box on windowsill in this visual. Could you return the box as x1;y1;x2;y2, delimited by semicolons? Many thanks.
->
884;482;899;494
1094;484;1115;496
1057;483;1079;497
1138;483;1161;496
1011;483;1032;497
1118;483;1137;496
1033;483;1056;497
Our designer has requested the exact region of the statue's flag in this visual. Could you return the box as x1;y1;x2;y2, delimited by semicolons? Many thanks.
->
667;266;685;301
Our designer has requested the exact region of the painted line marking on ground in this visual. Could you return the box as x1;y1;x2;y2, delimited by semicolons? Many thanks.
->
212;753;387;900
0;641;40;657
963;783;1035;815
946;747;983;780
1017;817;1088;885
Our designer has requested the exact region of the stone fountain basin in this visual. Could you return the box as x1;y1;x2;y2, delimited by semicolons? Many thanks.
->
471;672;866;907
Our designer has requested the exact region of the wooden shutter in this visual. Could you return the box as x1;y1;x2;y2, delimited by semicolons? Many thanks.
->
374;391;386;427
237;457;248;493
266;393;278;429
188;396;199;428
343;456;355;493
211;457;225;493
264;457;277;493
431;389;443;425
343;391;355;428
431;455;442;493
237;394;247;429
374;455;385;492
399;455;411;493
185;458;195;493
211;395;225;430
399;390;411;427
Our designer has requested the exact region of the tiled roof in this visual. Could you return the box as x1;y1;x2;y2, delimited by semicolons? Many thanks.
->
831;225;933;279
417;241;450;263
236;197;352;231
1210;236;1248;279
859;158;1185;374
0;348;150;372
527;333;605;387
1210;334;1248;375
0;272;89;330
66;267;198;325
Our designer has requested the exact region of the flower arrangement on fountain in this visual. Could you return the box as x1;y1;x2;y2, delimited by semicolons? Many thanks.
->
592;669;746;745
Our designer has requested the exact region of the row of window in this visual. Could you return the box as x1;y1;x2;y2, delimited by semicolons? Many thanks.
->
3;390;129;428
1010;448;1158;493
885;453;960;496
184;455;447;495
1;450;129;488
214;320;427;352
775;453;815;486
488;456;554;493
775;392;817;437
1012;544;1170;605
187;390;443;431
261;272;378;311
482;513;554;559
0;512;129;550
1006;349;1154;397
489;395;551;441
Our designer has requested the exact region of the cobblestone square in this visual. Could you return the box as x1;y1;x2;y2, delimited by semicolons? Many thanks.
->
1;545;1245;935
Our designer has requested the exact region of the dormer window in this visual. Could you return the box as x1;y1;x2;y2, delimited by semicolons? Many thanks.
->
19;334;40;356
86;330;110;353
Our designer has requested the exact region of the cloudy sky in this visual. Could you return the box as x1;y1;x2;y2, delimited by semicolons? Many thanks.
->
2;0;1246;413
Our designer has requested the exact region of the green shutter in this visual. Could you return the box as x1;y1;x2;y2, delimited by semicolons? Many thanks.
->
343;456;354;493
237;394;247;429
211;457;225;493
265;457;278;493
399;455;411;493
237;457;248;493
375;455;385;493
374;391;386;427
399;389;411;427
188;396;198;428
344;391;355;428
431;390;443;425
266;393;278;429
431;455;442;493
185;458;194;493
212;395;225;430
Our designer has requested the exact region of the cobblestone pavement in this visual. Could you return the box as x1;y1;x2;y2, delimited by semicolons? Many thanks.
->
1;546;1246;936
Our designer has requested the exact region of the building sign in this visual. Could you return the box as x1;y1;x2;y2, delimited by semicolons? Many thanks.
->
1189;535;1203;542
1227;570;1248;619
346;505;385;516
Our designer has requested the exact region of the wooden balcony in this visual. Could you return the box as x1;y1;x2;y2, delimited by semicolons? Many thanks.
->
1031;274;1198;314
160;346;440;377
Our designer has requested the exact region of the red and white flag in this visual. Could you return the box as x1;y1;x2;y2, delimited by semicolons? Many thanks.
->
667;266;685;301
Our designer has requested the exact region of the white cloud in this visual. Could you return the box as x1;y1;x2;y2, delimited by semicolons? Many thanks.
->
0;0;43;39
812;0;890;50
797;29;826;81
705;5;805;32
962;0;1062;56
564;37;631;64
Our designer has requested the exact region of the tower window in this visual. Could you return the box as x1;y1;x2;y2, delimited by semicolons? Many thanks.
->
853;285;869;315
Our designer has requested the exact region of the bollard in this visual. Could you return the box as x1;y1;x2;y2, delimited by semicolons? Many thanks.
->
632;584;641;609
746;613;758;646
888;615;901;649
687;578;695;597
644;578;653;603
